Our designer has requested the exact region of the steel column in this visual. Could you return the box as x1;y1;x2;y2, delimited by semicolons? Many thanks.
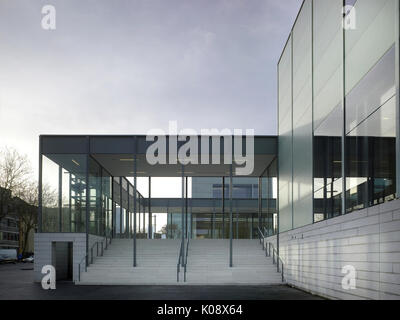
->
148;177;152;239
119;177;122;236
85;137;90;267
258;177;262;230
181;165;185;266
185;176;188;239
133;154;137;267
222;177;225;239
229;164;233;268
58;166;62;232
38;139;42;233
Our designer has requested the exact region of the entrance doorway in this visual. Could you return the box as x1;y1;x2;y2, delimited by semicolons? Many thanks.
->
52;242;73;281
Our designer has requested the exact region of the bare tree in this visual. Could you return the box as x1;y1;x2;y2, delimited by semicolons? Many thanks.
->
0;147;32;219
13;185;37;254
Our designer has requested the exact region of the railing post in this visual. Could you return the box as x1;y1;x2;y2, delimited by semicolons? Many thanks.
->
91;248;93;264
78;264;80;282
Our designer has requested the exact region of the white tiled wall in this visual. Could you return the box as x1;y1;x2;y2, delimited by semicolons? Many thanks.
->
265;200;400;300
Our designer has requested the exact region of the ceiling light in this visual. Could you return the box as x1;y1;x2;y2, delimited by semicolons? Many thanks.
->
72;159;80;166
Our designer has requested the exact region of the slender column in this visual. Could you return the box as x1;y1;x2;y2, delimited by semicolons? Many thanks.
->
148;177;152;239
133;155;137;267
212;201;215;239
266;171;269;236
143;203;146;237
251;213;253;239
120;177;123;237
185;177;188;239
138;199;141;234
181;165;185;266
69;173;72;232
236;208;239;240
111;179;114;237
258;177;262;230
190;209;193;239
229;164;233;268
127;183;130;238
222;177;225;238
100;168;103;237
85;138;90;267
58;166;62;232
38;139;43;233
113;200;116;238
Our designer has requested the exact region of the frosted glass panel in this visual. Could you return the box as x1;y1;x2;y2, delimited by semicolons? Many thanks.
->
346;45;396;134
345;0;396;94
292;0;313;229
278;37;293;233
313;0;343;131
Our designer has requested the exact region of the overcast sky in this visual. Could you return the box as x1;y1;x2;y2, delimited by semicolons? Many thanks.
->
0;0;301;176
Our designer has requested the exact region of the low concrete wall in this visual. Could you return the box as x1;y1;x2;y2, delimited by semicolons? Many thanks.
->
34;233;105;282
265;200;400;300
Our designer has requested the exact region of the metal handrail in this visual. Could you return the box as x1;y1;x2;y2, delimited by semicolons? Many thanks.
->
266;242;285;283
183;237;190;282
78;236;111;282
257;227;265;250
264;226;269;238
257;228;285;283
176;239;184;282
78;255;87;282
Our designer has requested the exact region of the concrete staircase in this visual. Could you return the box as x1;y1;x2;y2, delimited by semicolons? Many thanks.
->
184;240;283;285
78;239;181;285
78;239;283;285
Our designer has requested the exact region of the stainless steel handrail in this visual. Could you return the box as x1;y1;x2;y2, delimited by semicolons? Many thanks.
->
257;227;265;250
257;227;285;283
176;239;184;282
183;237;190;282
78;236;111;282
78;255;87;282
266;242;285;283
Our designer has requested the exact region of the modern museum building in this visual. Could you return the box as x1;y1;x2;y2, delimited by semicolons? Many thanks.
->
34;0;400;300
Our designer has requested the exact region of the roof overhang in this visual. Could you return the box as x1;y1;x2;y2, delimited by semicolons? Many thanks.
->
40;135;277;177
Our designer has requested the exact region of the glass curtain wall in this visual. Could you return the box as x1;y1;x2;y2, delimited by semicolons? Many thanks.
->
292;0;313;228
263;158;278;237
42;154;87;233
42;154;112;236
313;0;344;222
187;177;275;239
345;0;397;212
278;34;293;233
278;0;398;231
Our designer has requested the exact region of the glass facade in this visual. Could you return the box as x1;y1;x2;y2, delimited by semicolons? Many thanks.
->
278;0;399;231
40;154;144;237
42;154;87;233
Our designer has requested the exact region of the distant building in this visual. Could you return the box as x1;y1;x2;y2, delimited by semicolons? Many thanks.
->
0;187;36;253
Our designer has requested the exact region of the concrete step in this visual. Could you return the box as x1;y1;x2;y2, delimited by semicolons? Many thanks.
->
78;239;284;285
